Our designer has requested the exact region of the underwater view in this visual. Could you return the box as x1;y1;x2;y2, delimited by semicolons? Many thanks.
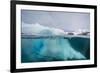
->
21;10;90;63
21;36;90;63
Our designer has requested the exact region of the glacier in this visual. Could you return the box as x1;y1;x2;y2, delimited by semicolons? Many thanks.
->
21;23;90;63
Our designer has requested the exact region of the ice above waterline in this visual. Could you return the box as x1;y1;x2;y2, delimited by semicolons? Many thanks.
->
22;22;66;36
22;22;90;37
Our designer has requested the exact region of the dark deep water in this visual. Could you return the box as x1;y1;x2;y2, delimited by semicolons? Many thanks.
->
21;36;90;63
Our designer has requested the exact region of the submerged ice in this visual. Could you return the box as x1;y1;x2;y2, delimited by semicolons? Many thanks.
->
40;37;86;60
21;23;90;62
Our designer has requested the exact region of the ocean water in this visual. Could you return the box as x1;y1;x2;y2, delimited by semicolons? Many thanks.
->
21;36;90;63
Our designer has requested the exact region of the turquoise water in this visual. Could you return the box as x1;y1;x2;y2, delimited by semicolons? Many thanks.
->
21;36;90;63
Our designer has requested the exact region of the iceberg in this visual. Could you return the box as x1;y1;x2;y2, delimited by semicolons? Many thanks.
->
39;37;86;60
22;22;66;36
21;22;89;63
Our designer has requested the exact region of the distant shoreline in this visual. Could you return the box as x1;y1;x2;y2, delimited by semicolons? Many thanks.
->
21;35;90;39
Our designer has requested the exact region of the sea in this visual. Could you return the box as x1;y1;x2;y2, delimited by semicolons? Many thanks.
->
21;35;90;63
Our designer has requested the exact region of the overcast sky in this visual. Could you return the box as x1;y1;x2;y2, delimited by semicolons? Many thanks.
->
21;10;90;32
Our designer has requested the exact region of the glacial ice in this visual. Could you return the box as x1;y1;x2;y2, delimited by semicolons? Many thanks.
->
22;22;66;36
39;38;86;60
21;22;89;62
